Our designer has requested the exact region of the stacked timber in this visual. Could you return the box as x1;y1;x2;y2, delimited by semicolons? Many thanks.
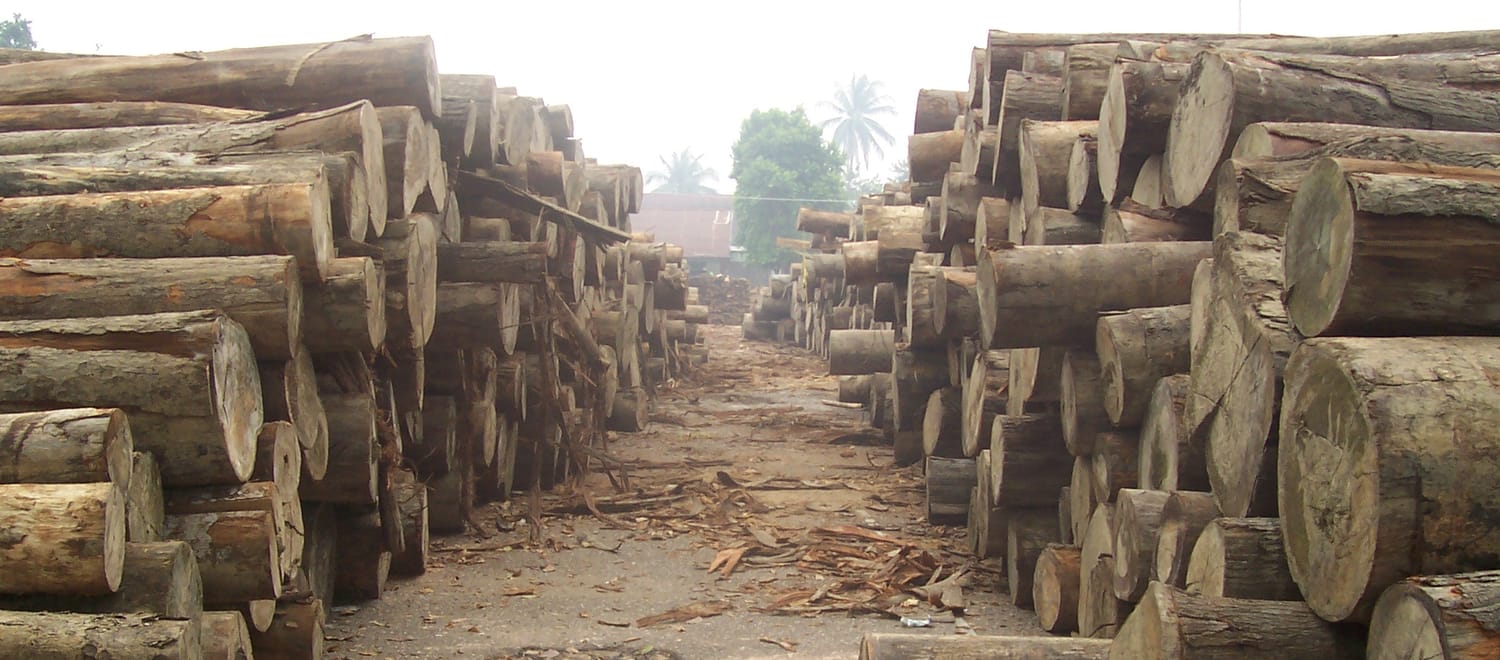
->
846;27;1500;659
0;33;662;658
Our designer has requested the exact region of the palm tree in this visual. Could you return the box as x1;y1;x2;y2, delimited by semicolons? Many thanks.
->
649;148;719;194
819;74;897;175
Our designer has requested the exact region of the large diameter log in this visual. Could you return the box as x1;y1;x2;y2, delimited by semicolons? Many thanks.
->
303;257;385;354
1216;136;1500;239
299;393;378;506
1098;61;1187;204
0;408;132;487
1111;582;1365;659
1185;517;1299;601
860;633;1108;660
1368;571;1500;660
247;599;325;660
926;456;976;526
0;36;439;115
828;329;895;375
1284;158;1500;339
1111;488;1170;602
0;482;124;596
1034;543;1084;634
0;611;202;659
1020;120;1097;214
0;311;261;486
1096;305;1191;427
1280;337;1500;622
992;72;1064;190
1007;509;1062;607
908;130;964;183
990;413;1068;508
0;255;301;360
0;183;332;281
975;242;1210;349
164;509;281;604
1162;50;1500;210
1151;491;1219;589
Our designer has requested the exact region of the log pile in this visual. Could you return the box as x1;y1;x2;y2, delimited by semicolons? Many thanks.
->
839;28;1500;658
0;34;684;658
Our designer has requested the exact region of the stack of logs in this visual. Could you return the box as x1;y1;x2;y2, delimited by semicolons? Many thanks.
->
0;36;707;659
842;28;1500;660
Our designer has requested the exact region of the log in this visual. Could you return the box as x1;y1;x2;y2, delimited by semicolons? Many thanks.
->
0;611;202;659
1100;200;1209;244
1069;457;1097;544
975;242;1210;349
436;241;548;284
1098;61;1187;204
1151;490;1219;589
1130;154;1164;208
1089;430;1139;502
962;349;1007;459
1111;582;1365;659
298;504;337;607
303;257;386;354
334;511;390;602
607;387;649;433
914;89;968;134
1234;122;1500;160
1059;487;1074;545
861;205;926;241
374;214;440;349
838;375;872;404
163;480;297;581
940;171;1002;244
1085;555;1127;639
1162;50;1500;209
926;456;976;526
1096;305;1191;427
1191;232;1297;518
0;101;260;130
259;351;329;482
1368;570;1500;660
0;103;387;235
0;183;332;281
0;36;439;115
921;387;964;458
299;393;378;506
1060;43;1124;121
1020;120;1097;214
892;347;950;433
908;130;964;183
1067;134;1103;214
389;474;429;576
0;408;132;487
1283;158;1500;338
1185;517;1299;601
1008;509;1062;607
903;266;943;347
0;482;124;596
1034;544;1084;634
0;540;203;618
377;106;431;219
436;95;477;162
0;311;261;486
253;422;302;551
0;152;368;245
1279;336;1500;622
201;611;251;660
1007;347;1064;416
961;119;1000;183
992;72;1064;190
164;509;280;604
860;633;1108;659
126;452;163;543
968;483;1005;560
828;329;895;375
426;283;504;349
247;599;325;660
989;414;1068;508
1216;136;1500;239
442;74;500;168
1060;350;1109;456
1112;488;1170;602
973;197;1011;248
1024;207;1101;246
796;208;854;236
1078;503;1118;638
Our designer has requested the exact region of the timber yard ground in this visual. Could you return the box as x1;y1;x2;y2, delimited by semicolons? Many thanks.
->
331;324;1037;659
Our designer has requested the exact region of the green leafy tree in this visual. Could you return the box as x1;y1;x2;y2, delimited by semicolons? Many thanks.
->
0;13;36;50
819;74;896;175
648;148;719;194
731;108;846;268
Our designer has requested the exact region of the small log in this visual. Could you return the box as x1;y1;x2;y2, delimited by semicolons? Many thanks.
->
0;610;202;659
1151;491;1219;589
0;482;125;598
1061;350;1109;456
1034;543;1084;634
926;456;976;526
607;387;649;433
1111;488;1170;602
1185;517;1300;601
1368;570;1500;659
1096;305;1191;427
859;633;1108;660
1113;582;1364;659
1007;508;1062;607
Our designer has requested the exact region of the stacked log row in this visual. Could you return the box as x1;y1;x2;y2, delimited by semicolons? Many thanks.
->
843;27;1500;658
0;33;667;658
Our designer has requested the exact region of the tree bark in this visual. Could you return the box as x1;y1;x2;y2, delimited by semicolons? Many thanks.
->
1284;158;1500;338
1096;305;1191;427
976;242;1210;349
926;456;976;526
0;311;261;486
1007;508;1061;607
303;257;386;354
1184;517;1300;601
1151;490;1218;589
993;73;1063;190
1112;582;1364;659
1279;336;1500;622
1163;50;1500;209
860;633;1108;660
1112;488;1170;602
1034;543;1084;634
0;407;132;487
1368;570;1500;660
0;611;202;659
164;509;281;604
1098;61;1187;204
1061;351;1109;456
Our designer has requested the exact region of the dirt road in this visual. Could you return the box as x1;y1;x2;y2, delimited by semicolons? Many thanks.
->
331;325;1040;659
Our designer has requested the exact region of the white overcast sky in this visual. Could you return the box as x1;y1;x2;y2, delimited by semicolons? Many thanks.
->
10;1;1500;192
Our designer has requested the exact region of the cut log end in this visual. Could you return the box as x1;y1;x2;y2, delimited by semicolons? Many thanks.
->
1162;53;1234;208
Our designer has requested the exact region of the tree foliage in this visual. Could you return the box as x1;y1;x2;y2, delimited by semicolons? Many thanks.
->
648;148;719;194
730;108;846;268
819;74;896;175
0;13;36;50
